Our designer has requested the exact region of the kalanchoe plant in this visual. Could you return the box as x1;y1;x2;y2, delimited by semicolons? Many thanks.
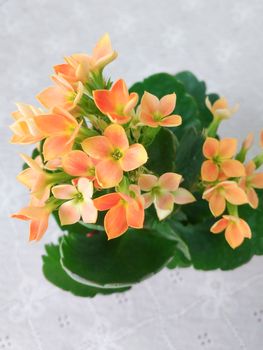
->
10;34;263;297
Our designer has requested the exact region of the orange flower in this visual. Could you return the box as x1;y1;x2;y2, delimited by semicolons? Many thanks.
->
139;92;182;128
138;173;195;220
201;137;245;182
82;124;147;188
57;33;117;83
202;181;248;217
37;75;83;111
93;79;138;124
62;150;97;180
34;107;82;161
12;197;52;241
9;103;44;144
52;178;97;226
93;185;144;239
211;215;251;249
239;161;263;208
260;130;263;148
205;97;238;120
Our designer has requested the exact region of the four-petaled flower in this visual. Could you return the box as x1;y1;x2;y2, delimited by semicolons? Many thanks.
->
94;185;144;239
201;137;245;182
239;161;263;208
138;173;195;220
93;79;138;124
52;178;97;225
205;97;238;120
211;215;251;249
140;92;182;128
82;124;147;188
202;181;248;217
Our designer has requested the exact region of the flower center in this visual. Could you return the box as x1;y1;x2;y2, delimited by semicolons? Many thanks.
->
213;156;222;166
74;192;84;202
153;112;163;122
111;148;123;161
115;104;124;116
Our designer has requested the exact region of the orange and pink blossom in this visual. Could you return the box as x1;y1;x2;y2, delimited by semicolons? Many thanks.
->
211;215;251;249
82;124;147;188
140;92;182;128
93;79;138;124
239;161;263;208
205;97;238;120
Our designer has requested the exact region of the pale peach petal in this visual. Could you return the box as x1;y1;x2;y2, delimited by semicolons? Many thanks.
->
80;200;98;223
156;192;174;210
242;133;254;150
121;144;148;171
159;114;182;127
203;138;219;159
251;173;263;188
52;184;77;199
43;135;73;160
81;136;113;159
123;92;138;114
29;216;49;241
34;114;74;135
92;33;117;69
93;89;115;114
221;159;245;178
77;177;93;199
126;198;144;228
104;204;128;239
219;138;237;159
159;172;182;191
111;79;129;105
104;124;129;151
224;184;248;205
141;91;159;115
247;187;259;209
142;193;154;208
201;160;219;182
159;93;176;116
107;112;131;124
238;218;252;238
210;218;229;234
140;112;158;127
138;174;158;191
225;223;244;249
245;161;256;176
95;159;123;188
154;200;173;221
209;192;226;217
173;188;196;204
59;200;81;225
212;97;228;111
37;86;68;110
62;150;94;177
93;193;121;210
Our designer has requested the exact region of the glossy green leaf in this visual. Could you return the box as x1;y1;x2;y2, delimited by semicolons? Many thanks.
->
42;243;129;296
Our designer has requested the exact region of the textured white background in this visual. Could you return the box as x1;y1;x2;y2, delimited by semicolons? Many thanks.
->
1;0;263;349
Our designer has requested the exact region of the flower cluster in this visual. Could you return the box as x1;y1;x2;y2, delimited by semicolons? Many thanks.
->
10;34;195;241
201;98;263;248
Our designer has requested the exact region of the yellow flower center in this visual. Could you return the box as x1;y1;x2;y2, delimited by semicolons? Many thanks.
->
153;112;163;122
115;104;124;115
111;148;123;161
74;192;84;202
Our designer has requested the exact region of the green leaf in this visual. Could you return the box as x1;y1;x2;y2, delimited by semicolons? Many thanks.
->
170;190;263;270
42;243;129;297
146;127;178;175
60;228;177;288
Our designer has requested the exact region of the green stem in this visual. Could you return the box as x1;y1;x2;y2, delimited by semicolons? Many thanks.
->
252;152;263;169
206;117;221;137
226;202;238;217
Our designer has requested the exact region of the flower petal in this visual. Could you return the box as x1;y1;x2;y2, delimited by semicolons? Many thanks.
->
93;89;114;114
93;193;121;210
81;136;113;159
80;200;98;223
201;160;219;182
140;112;158;127
142;193;154;208
219;138;237;159
96;159;123;188
141;91;159;114
121;144;148;171
104;124;129;151
154;200;173;221
159;172;182;191
62;150;94;177
221;159;245;178
173;188;196;204
138;174;158;191
159;93;176;116
224;184;248;205
209;192;226;217
52;184;77;199
156;192;174;210
104;204;128;239
159;114;182;127
251;173;263;188
238;218;252;238
37;86;68;110
225;222;244;249
77;177;93;199
126;198;144;228
203;138;219;159
34;114;75;135
43;135;73;161
59;200;81;225
247;187;259;209
210;218;229;234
